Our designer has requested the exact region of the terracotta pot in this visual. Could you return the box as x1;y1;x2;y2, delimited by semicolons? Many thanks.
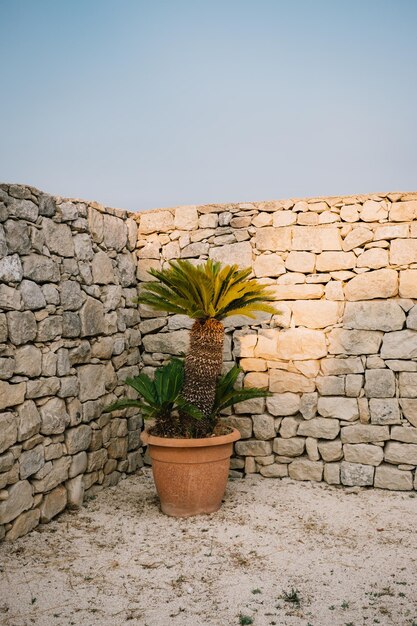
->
141;428;241;517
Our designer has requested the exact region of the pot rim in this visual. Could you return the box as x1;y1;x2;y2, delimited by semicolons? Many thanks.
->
141;427;240;448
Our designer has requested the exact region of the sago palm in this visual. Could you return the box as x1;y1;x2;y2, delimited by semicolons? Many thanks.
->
138;259;277;434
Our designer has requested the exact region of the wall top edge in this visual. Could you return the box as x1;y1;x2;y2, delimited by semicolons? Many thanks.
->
1;182;417;221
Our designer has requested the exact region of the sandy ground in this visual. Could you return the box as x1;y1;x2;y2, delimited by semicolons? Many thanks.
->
1;470;417;626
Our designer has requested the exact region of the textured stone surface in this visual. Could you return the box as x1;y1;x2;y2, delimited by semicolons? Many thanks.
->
343;301;405;331
298;417;340;439
291;301;340;329
343;443;383;466
341;461;374;486
384;441;417;465
288;458;323;481
341;424;390;444
0;481;33;524
374;464;413;490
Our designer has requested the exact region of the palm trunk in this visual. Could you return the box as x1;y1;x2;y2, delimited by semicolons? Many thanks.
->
181;318;224;435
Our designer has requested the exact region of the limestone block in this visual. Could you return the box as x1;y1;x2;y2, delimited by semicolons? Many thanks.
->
136;258;160;282
343;301;405;331
235;440;273;456
381;330;417;359
234;397;265;414
79;297;106;337
316;376;344;396
316;251;356;272
16;401;41;441
390;426;417;443
19;280;46;310
0;480;33;524
374;224;409;241
328;329;382;355
0;284;21;310
0;412;17;452
0;314;7;342
142;330;189;355
7;310;37;345
369;398;401;425
291;301;340;329
272;283;324;300
300;392;318;419
269;370;315;393
340;424;390;443
22;254;59;283
0;451;14;473
73;233;94;260
116;253;136;287
174;206;198;230
273;437;305;457
19;445;45;479
279;416;302;438
288;458;323;481
390;200;417;221
0;381;25;411
399;271;417;298
390;239;417;265
255;227;291;251
0;254;23;282
285;251;315;273
318;440;343;462
139;210;174;234
293;360;320;378
36;316;63;342
317;397;358;421
400;399;417;427
253;253;285;277
341;462;374;486
407;305;417;330
344;269;398;301
5;509;40;540
240;358;267;372
27;377;60;399
66;475;85;508
40;397;70;434
356;248;388;269
298;417;339;439
181;242;209;257
364;370;395;398
343;443;383;466
259;463;288;477
374;464;413;490
360;199;388;222
292;227;341;252
325;280;344;301
253;414;276;440
39;485;67;522
323;462;341;484
345;374;364;397
43;219;74;257
221;416;252;439
91;252;115;284
320;357;364;375
209;241;253;268
244;372;269;389
266;393;300;416
340;204;360;222
65;425;92;455
305;437;319;461
399;372;417;397
384;441;417;465
274;328;327;360
272;211;296;227
102;215;127;251
342;227;373;251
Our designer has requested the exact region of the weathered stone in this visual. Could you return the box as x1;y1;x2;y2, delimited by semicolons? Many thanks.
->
40;398;70;435
360;199;388;222
64;425;92;454
271;328;327;360
39;485;67;522
317;397;358;421
285;251;315;273
273;437;305;457
381;330;417;359
7;310;37;345
400;399;417;427
269;370;315;393
390;426;417;443
69;451;88;478
344;301;405;332
0;412;18;452
298;417;339;439
26;377;60;399
325;280;344;301
266;393;300;416
32;456;71;493
77;364;107;401
234;440;272;456
399;270;417;298
253;253;285;277
345;269;398;300
272;284;324;300
343;443;383;466
92;251;115;284
316;376;345;396
390;200;417;221
340;424;390;443
364;370;395;398
342;227;373;251
209;241;253;268
142;330;189;355
117;253;136;287
43;218;74;257
323;462;340;484
0;254;23;282
278;416;302;438
374;223;409;241
0;381;25;411
288;458;323;481
0;284;21;310
23;254;59;283
0;314;7;342
19;445;45;479
14;345;41;378
292;227;341;252
291;301;340;329
328;329;382;355
299;392;318;419
374;464;413;490
73;233;94;260
341;461;374;486
345;374;364;397
19;280;46;310
384;441;417;465
0;451;14;472
103;214;127;250
259;463;288;477
369;398;401;425
5;508;40;540
318;440;343;462
321;357;364;376
255;227;291;252
66;475;84;508
0;480;33;524
79;297;106;337
36;316;63;342
390;239;417;265
139;210;174;234
316;251;356;272
356;248;388;269
16;401;40;442
407;305;417;330
398;372;417;398
60;280;85;310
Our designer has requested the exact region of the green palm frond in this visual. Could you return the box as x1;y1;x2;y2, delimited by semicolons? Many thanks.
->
136;259;279;321
210;365;271;417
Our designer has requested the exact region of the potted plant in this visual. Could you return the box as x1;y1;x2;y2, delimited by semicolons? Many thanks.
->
106;260;277;517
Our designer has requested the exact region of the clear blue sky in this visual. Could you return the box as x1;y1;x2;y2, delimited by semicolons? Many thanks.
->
1;0;416;211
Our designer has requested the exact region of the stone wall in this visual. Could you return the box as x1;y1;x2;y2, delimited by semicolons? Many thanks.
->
0;184;143;541
136;192;417;492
